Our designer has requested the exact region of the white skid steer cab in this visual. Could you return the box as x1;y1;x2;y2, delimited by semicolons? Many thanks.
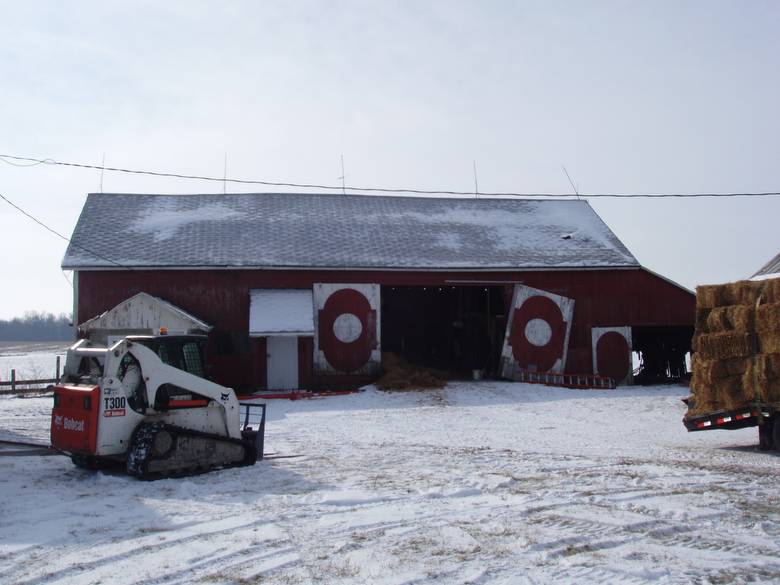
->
51;334;266;479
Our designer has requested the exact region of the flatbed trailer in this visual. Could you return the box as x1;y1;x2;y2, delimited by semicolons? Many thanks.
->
683;403;779;451
684;275;780;452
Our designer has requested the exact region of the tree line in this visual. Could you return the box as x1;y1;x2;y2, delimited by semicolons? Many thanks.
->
0;311;73;341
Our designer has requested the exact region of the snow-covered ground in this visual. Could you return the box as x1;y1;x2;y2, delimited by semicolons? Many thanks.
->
1;382;779;584
0;342;68;383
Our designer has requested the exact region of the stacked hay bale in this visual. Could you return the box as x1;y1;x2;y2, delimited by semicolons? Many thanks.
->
688;277;780;416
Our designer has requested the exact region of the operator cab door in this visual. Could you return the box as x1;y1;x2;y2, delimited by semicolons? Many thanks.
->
267;336;299;390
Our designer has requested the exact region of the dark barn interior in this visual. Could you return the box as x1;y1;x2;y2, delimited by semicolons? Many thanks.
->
632;325;694;384
380;285;507;376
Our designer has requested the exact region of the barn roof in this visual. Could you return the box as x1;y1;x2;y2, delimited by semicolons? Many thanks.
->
62;193;640;271
752;251;780;279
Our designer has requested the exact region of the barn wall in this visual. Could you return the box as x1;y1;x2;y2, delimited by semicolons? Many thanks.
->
76;268;694;388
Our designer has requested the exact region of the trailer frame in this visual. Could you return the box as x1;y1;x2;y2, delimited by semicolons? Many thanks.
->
683;403;779;450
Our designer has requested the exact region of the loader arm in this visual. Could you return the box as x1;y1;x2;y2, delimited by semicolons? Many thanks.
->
123;342;242;439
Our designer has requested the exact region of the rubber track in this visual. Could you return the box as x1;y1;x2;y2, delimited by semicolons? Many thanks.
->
126;422;257;480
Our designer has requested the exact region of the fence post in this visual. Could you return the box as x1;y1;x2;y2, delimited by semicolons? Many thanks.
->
56;356;61;383
11;369;15;392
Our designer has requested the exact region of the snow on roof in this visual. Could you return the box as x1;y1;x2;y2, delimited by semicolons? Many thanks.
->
751;272;780;282
249;289;314;336
131;200;243;243
752;251;780;279
62;193;640;271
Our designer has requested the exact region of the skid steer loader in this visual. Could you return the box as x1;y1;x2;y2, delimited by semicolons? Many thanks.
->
51;334;266;479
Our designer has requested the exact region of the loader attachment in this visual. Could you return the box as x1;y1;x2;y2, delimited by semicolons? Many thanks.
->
239;402;267;461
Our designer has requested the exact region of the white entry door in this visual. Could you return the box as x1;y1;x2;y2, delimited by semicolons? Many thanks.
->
267;336;299;390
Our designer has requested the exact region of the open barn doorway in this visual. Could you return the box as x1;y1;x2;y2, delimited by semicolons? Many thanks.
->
632;325;694;384
380;285;507;377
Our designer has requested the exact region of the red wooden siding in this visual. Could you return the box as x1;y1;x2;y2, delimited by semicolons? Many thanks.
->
76;268;694;389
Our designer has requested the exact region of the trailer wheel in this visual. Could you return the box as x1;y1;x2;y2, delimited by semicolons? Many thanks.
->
772;417;780;452
758;422;774;451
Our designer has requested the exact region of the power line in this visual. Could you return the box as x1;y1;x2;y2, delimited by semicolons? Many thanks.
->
0;192;132;270
0;156;54;168
1;153;778;198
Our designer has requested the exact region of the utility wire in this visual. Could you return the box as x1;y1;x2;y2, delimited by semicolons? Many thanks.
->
1;153;778;198
0;156;54;167
0;192;132;270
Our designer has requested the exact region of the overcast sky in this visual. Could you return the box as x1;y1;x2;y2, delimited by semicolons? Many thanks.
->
1;1;778;321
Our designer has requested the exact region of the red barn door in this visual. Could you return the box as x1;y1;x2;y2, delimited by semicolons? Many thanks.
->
313;283;381;375
591;326;632;385
500;285;574;378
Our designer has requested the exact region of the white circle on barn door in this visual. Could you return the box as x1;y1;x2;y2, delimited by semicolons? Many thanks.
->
333;313;363;343
525;318;552;347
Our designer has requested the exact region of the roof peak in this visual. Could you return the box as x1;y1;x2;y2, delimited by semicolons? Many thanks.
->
86;191;590;204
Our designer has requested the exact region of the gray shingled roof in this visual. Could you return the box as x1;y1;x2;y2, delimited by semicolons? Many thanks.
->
753;251;780;278
62;193;639;270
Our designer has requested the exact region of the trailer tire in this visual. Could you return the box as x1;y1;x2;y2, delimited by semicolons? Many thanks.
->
759;423;774;451
772;417;780;452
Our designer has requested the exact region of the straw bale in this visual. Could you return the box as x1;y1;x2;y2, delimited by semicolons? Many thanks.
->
760;379;780;404
696;280;776;310
756;303;780;334
702;306;754;333
718;373;753;410
758;331;780;354
695;308;711;333
718;281;763;306
688;375;749;415
720;282;741;306
696;285;726;309
735;280;763;306
743;355;780;403
740;365;764;402
688;376;714;405
692;356;751;384
705;308;731;333
728;305;755;331
685;396;723;417
761;278;780;303
755;353;780;384
692;332;754;359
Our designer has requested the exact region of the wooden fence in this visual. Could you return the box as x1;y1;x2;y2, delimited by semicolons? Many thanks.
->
0;357;61;395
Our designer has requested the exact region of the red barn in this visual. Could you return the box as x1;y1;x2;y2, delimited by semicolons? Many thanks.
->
62;193;694;391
